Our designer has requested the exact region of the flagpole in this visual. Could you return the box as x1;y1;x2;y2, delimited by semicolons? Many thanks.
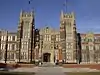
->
64;0;67;13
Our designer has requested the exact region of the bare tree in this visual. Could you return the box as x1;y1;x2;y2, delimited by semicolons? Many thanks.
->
5;31;8;63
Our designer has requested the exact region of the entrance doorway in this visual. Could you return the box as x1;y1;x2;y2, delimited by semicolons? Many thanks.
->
43;53;51;62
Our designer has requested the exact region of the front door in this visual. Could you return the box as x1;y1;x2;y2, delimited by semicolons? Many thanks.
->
43;53;50;62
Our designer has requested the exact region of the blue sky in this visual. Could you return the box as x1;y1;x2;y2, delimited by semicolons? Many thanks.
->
0;0;100;33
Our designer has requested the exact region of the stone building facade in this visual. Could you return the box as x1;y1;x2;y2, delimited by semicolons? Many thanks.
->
1;10;100;64
39;27;60;63
0;30;17;63
80;32;100;64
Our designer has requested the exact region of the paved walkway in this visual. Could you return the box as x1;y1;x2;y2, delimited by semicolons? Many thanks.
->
9;67;65;75
35;67;65;75
9;62;100;75
9;62;66;75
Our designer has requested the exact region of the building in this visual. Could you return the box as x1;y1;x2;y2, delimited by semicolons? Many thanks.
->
1;10;100;64
80;32;100;64
0;30;17;63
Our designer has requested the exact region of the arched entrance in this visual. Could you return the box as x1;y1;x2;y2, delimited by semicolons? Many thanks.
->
43;53;51;62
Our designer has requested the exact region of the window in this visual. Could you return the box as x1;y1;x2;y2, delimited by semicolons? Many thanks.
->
49;35;51;41
46;27;49;33
3;44;5;50
16;53;19;59
86;46;89;50
7;44;10;50
7;53;10;60
24;53;27;59
21;43;24;49
12;44;15;50
1;36;4;41
11;36;12;41
88;39;92;42
1;36;6;41
11;53;14;59
15;44;16;50
1;44;3;49
82;45;86;50
89;45;93;50
4;36;6;41
8;36;10;41
95;45;99;50
45;35;50;41
15;36;17;41
12;36;15;41
10;44;12;50
45;35;46;41
21;53;24;59
66;43;72;49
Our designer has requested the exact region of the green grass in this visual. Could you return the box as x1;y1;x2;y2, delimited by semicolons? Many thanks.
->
65;72;100;75
0;71;35;75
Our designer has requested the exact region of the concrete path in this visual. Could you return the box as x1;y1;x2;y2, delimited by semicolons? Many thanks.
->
9;62;100;75
9;62;66;75
9;66;65;75
35;62;65;75
63;68;100;72
35;67;65;75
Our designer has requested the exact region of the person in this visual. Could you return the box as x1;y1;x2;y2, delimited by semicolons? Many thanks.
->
56;60;59;65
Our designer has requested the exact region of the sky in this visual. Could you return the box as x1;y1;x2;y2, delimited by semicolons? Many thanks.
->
0;0;100;33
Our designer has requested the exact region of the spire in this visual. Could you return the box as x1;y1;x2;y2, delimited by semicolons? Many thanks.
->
20;9;23;17
71;12;75;19
31;8;34;17
60;10;64;21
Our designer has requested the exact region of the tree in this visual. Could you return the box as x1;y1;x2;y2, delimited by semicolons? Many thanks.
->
5;31;8;63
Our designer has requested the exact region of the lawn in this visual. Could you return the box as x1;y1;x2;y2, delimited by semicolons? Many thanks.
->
63;64;100;70
65;72;100;75
0;71;35;75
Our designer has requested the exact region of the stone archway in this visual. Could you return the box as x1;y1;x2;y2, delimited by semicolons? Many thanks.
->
43;53;51;62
